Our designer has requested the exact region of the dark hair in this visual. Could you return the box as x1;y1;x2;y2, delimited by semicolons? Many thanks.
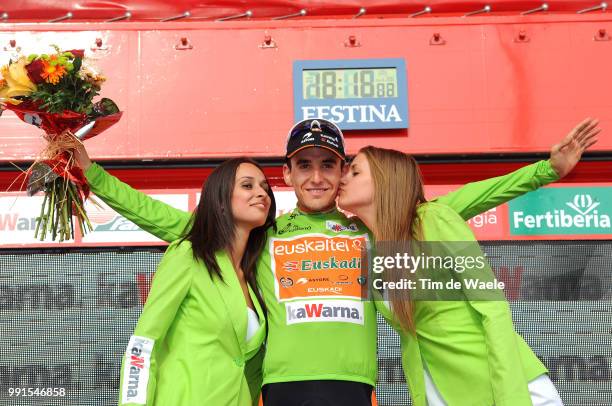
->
181;158;276;307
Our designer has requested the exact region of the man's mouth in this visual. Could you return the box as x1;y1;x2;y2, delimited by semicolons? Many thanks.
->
306;188;329;196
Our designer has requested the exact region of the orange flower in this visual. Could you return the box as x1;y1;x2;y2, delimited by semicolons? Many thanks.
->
40;56;67;85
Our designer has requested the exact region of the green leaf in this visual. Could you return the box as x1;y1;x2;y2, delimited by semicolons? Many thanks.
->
73;57;82;72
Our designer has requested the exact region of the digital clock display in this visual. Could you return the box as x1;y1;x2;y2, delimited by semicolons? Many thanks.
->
302;68;398;100
293;58;408;130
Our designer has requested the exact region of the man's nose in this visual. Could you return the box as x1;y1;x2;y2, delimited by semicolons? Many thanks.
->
311;168;323;183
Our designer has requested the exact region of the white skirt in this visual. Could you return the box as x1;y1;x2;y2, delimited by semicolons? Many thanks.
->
423;366;563;406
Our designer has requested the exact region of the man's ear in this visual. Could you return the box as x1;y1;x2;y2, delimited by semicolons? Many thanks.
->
282;163;293;187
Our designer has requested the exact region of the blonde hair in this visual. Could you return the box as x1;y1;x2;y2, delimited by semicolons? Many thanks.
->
360;146;426;334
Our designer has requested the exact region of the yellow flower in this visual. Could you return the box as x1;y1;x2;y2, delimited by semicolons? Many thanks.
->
0;58;37;104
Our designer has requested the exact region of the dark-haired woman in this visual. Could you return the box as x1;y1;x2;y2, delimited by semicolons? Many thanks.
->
118;158;276;406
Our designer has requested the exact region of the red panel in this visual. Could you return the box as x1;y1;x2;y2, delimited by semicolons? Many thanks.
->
1;14;611;161
0;161;609;192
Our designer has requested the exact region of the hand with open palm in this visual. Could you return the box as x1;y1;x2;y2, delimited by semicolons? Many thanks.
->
550;118;601;178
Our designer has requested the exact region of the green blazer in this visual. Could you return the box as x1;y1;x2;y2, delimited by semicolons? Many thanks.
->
118;240;266;406
85;159;559;404
376;202;547;406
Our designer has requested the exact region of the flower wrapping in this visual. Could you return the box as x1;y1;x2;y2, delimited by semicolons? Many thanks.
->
0;45;122;241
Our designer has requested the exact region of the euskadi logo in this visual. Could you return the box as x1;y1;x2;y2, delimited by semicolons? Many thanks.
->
286;256;362;272
121;336;154;404
326;221;359;233
286;300;364;325
510;188;612;235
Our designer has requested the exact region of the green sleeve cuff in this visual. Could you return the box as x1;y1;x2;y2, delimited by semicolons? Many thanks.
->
539;159;560;186
84;162;104;185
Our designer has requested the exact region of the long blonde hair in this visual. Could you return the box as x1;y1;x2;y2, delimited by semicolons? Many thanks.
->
360;146;426;333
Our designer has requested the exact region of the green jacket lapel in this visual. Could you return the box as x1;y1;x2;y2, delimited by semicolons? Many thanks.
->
213;250;248;355
245;283;266;357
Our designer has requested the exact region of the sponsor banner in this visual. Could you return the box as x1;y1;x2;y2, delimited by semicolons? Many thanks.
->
425;185;507;240
0;191;190;247
270;233;369;301
509;187;612;236
0;195;75;245
81;194;189;244
3;183;612;247
0;245;610;405
121;335;154;405
466;207;506;240
285;299;365;325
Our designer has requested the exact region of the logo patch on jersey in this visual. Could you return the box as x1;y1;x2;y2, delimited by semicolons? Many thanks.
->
270;233;368;301
326;221;359;233
280;277;294;287
286;300;364;325
121;335;154;404
283;261;299;272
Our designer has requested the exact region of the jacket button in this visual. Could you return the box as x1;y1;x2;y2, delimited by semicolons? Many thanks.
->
234;357;244;367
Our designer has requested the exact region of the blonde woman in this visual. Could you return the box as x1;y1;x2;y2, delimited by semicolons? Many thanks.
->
337;119;599;405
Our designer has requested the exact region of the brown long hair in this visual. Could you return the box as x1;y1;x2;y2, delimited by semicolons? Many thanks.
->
360;146;426;334
181;158;276;310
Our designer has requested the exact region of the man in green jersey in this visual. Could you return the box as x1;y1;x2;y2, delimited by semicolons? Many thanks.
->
74;118;592;405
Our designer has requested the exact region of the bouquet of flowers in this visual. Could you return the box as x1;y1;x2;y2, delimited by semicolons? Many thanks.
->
0;45;122;241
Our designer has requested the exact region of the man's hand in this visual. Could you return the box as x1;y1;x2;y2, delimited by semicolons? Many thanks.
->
72;139;93;171
550;118;600;178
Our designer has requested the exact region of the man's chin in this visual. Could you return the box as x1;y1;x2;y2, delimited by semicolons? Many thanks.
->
301;198;336;213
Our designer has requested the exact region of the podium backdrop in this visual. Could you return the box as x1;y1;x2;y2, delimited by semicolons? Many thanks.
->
0;241;611;405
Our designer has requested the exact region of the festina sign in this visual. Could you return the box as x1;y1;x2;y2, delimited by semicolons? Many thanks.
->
299;104;405;130
293;58;409;130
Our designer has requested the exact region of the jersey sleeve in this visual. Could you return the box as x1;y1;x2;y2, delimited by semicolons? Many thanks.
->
422;204;532;405
432;159;559;221
85;163;192;243
118;241;193;405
